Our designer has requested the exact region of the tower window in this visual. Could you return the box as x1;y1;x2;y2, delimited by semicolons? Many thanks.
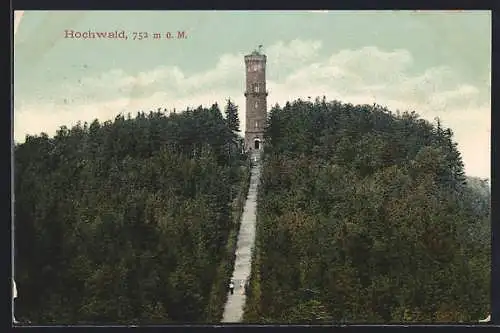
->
252;63;261;72
255;121;259;129
255;101;259;108
251;83;260;93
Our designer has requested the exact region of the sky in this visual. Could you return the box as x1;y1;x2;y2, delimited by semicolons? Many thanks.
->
13;10;491;178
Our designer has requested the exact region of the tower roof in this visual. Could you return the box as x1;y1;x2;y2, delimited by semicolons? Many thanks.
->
245;45;266;58
244;51;266;62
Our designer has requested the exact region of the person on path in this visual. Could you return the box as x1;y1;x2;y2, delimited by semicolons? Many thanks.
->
229;281;234;295
479;314;491;323
13;279;18;324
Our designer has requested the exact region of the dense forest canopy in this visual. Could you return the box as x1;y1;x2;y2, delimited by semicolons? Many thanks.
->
14;96;490;324
244;98;490;323
14;103;249;324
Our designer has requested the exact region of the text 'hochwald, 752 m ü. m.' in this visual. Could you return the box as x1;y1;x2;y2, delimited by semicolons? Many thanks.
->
63;30;188;40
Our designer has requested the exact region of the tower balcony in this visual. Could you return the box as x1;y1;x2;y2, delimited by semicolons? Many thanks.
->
244;91;269;97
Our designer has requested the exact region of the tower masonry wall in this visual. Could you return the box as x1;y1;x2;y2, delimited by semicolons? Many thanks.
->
244;52;268;152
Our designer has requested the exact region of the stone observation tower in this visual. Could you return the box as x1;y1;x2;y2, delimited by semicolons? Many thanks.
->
244;45;268;152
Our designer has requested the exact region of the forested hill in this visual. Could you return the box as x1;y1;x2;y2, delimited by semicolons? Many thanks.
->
244;98;490;323
14;102;249;324
464;176;491;246
14;97;490;324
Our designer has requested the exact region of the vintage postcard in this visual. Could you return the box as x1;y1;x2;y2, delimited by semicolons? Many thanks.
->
13;10;491;325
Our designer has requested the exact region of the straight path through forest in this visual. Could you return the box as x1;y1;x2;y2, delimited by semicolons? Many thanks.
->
221;151;261;322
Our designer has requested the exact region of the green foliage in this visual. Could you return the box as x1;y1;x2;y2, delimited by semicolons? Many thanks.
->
224;99;240;133
246;98;490;323
14;105;247;324
206;163;251;322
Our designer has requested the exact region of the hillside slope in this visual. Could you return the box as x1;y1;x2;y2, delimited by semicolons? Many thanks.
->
14;104;247;324
244;98;490;323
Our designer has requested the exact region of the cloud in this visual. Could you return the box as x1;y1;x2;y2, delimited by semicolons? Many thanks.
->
329;47;413;80
56;53;246;104
267;39;323;64
14;40;490;178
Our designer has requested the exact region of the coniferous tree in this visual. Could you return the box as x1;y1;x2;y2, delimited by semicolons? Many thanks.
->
224;99;240;133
